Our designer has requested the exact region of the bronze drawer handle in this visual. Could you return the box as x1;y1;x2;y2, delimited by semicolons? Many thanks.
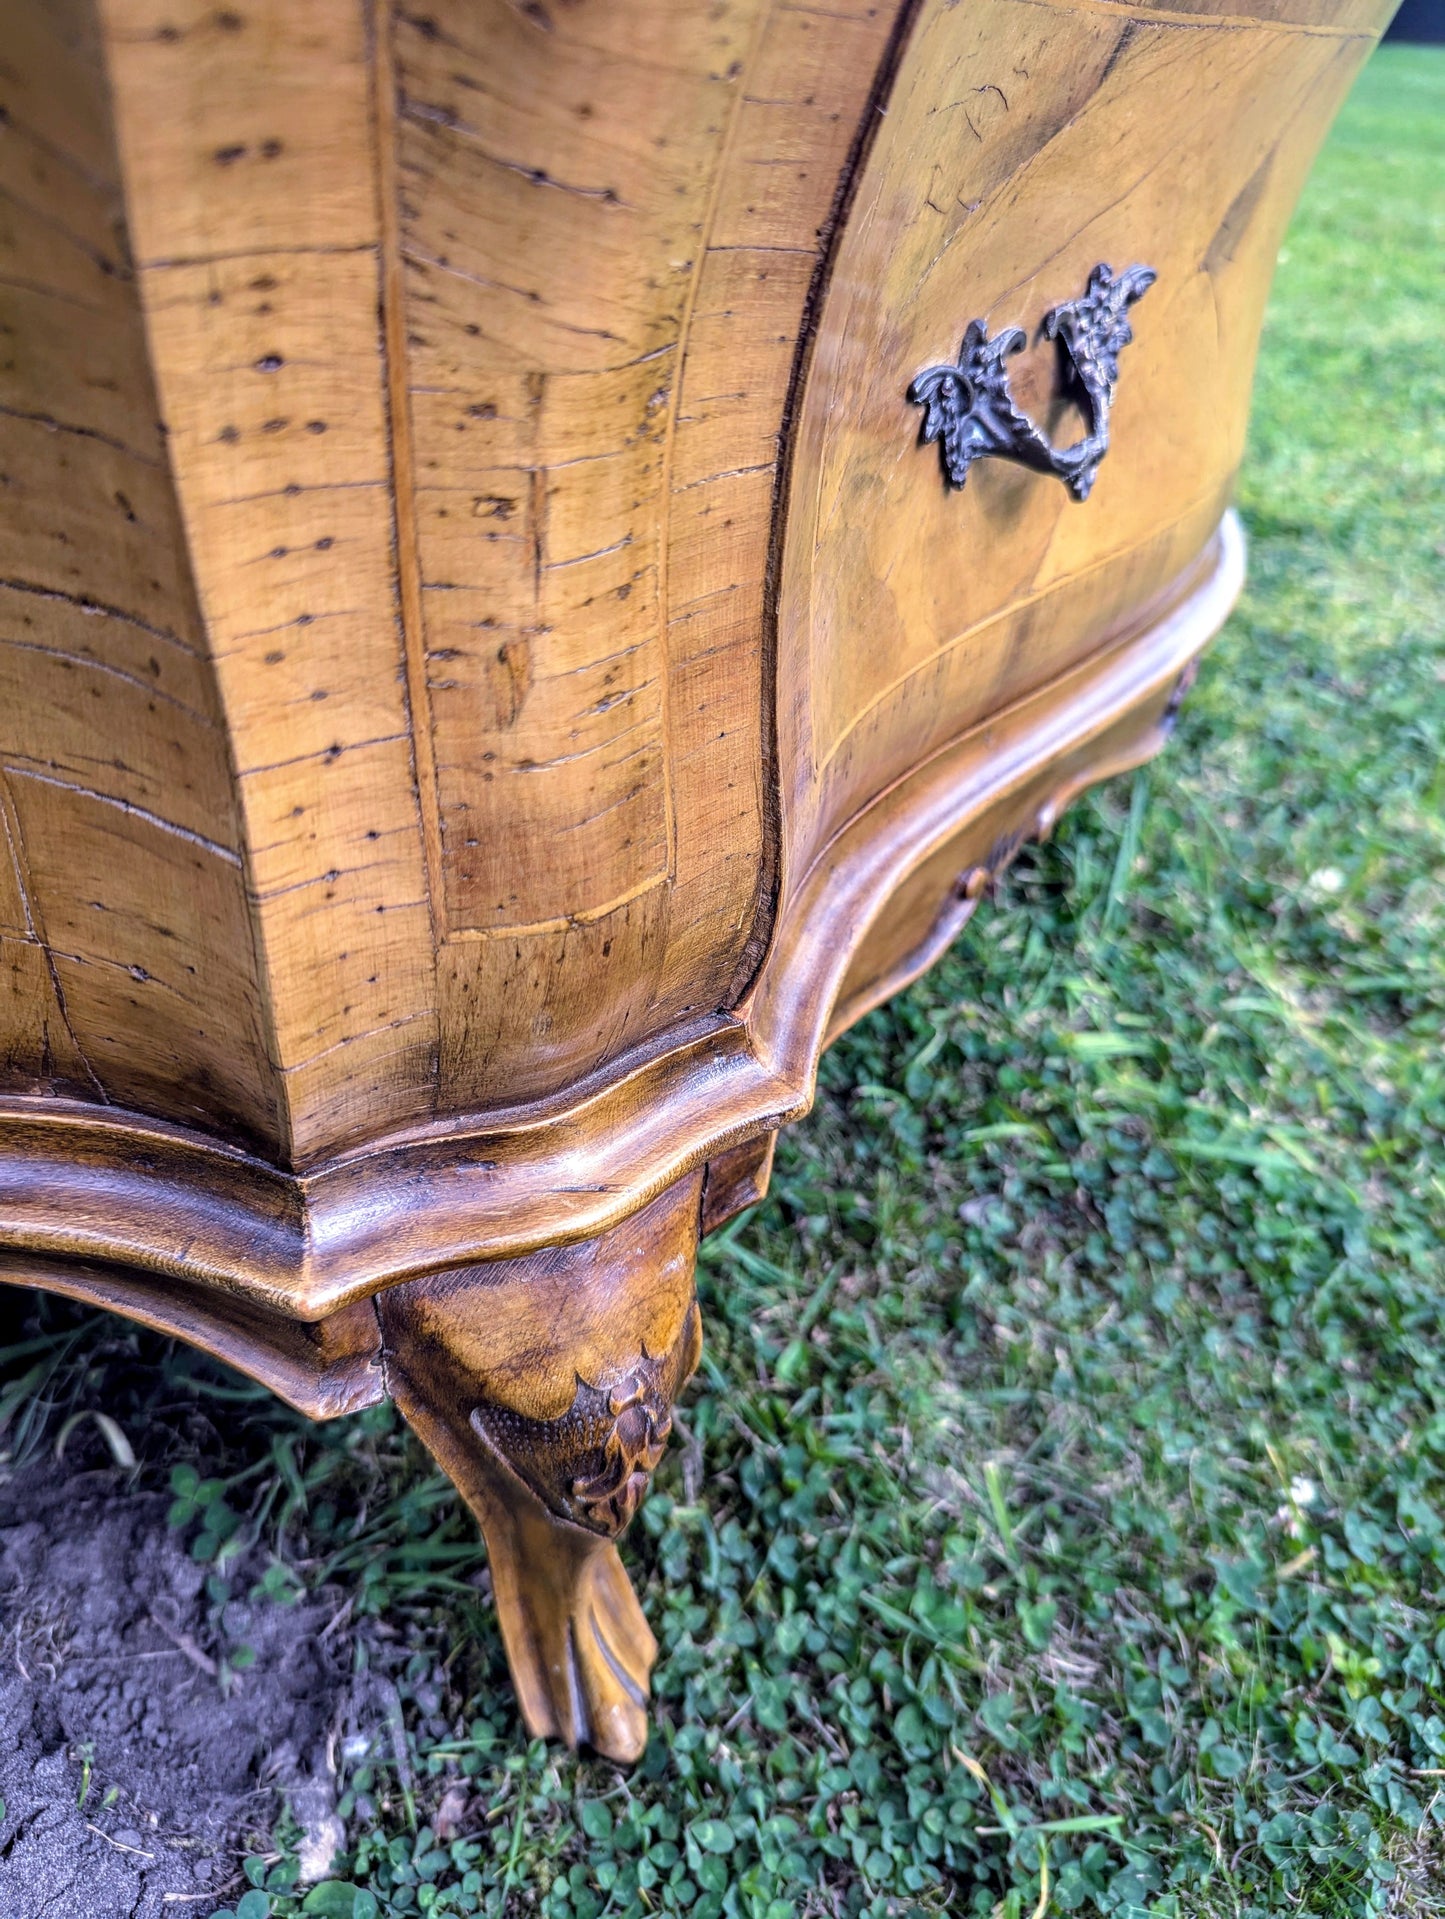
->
908;261;1156;502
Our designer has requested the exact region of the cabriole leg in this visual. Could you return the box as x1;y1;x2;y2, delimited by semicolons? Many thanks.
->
377;1174;704;1764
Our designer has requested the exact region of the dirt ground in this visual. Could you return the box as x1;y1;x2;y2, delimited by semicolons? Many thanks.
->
0;1460;376;1919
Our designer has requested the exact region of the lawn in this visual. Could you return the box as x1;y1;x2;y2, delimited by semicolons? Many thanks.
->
2;40;1443;1919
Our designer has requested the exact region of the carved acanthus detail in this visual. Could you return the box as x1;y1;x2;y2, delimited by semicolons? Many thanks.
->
571;1372;675;1535
471;1298;702;1540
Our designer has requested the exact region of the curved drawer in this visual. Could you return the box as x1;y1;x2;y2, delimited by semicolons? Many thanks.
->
776;0;1390;894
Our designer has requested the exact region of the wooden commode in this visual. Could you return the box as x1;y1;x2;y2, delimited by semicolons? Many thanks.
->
0;0;1393;1758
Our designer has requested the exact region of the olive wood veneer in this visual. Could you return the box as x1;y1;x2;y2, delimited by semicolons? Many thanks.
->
0;0;1391;1758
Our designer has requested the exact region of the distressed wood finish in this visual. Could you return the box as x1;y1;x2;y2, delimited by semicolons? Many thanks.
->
0;0;1392;1756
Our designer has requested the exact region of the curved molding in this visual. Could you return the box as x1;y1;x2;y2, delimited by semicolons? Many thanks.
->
0;514;1243;1321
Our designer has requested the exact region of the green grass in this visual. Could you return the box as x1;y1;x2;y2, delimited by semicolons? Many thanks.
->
3;41;1443;1919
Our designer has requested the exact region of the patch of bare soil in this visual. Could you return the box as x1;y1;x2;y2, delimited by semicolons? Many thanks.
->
0;1462;365;1919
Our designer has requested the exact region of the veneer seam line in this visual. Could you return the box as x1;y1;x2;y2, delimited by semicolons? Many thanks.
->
1004;0;1374;37
370;0;447;963
814;486;1229;779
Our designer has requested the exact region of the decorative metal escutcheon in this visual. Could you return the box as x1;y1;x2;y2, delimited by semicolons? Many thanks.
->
908;262;1156;503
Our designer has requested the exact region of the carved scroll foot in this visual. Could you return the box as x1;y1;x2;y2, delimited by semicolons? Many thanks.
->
383;1372;660;1760
376;1174;704;1763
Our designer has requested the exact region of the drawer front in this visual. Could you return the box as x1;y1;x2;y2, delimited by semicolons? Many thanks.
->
775;0;1390;895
